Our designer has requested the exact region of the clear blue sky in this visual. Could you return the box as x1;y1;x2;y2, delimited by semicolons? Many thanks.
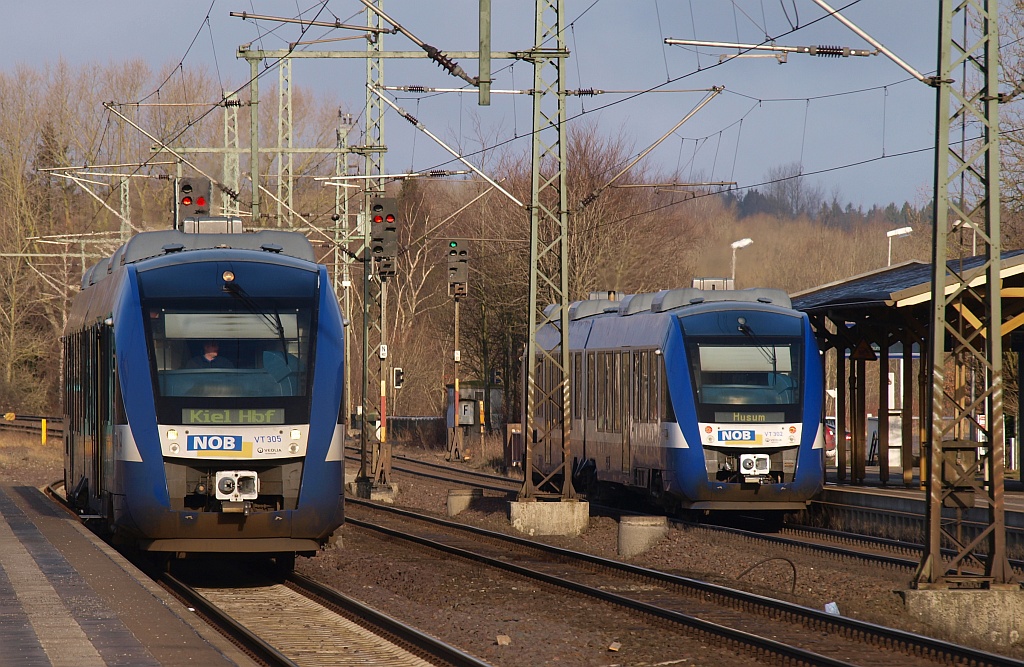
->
2;1;939;208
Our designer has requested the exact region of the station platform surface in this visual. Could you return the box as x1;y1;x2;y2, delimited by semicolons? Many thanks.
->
0;485;255;666
818;465;1024;527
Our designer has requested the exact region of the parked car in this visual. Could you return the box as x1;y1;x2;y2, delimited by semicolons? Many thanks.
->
824;417;851;452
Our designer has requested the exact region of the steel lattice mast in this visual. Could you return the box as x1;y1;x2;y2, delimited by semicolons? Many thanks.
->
521;0;573;500
357;0;391;491
915;0;1015;589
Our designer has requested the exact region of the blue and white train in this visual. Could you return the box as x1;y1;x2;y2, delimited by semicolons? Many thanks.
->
63;229;345;566
531;288;825;514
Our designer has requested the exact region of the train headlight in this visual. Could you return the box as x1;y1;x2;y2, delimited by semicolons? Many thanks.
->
217;476;236;495
289;443;299;454
290;428;301;439
739;454;771;482
166;429;178;440
215;470;260;501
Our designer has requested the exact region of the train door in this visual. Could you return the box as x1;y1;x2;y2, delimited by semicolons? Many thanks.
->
586;351;596;462
621;350;631;474
99;325;116;499
91;326;104;501
573;351;585;458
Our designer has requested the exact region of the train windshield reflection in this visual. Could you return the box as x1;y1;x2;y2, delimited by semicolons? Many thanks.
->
146;304;313;399
692;342;801;407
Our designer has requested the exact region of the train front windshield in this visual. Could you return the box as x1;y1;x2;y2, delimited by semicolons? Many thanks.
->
138;262;318;425
688;338;803;423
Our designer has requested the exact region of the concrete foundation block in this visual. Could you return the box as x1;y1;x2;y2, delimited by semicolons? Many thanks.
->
345;480;399;504
900;588;1024;648
369;483;399;504
618;515;669;558
447;488;483;516
509;500;589;536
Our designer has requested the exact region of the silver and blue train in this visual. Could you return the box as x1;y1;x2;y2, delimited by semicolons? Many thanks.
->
63;229;345;565
532;287;825;514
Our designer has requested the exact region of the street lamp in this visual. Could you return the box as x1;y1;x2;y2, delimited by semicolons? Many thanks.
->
886;226;912;267
731;237;753;283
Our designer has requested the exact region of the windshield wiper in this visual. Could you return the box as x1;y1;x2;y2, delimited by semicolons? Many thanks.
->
737;318;777;375
225;283;286;347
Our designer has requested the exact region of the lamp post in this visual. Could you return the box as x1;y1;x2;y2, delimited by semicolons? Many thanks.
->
886;226;913;267
731;237;753;284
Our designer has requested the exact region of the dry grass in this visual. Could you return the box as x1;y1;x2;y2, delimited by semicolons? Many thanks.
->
0;431;63;487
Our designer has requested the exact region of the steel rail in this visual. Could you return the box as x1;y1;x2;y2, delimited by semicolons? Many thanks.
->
159;571;298;667
348;499;1023;667
286;573;493;667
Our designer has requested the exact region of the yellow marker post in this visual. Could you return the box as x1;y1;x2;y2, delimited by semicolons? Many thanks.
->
41;419;47;446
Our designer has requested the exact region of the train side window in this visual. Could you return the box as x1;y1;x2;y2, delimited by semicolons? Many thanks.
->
572;352;582;420
660;354;675;422
620;351;629;431
610;351;619;433
638;350;647;422
631;351;640;423
587;352;596;421
602;352;611;432
647;350;655;422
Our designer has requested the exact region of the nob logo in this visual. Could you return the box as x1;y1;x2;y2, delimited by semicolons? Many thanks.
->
187;435;242;451
718;429;755;442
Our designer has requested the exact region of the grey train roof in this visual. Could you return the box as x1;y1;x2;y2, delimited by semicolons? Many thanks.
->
537;287;793;350
81;230;316;290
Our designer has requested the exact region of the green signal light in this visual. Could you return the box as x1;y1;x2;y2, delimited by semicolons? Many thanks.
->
448;241;458;248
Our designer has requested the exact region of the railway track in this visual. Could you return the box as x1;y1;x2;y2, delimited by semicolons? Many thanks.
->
0;415;63;439
346;498;1022;667
345;446;523;495
376;446;1024;577
159;562;490;667
45;479;489;667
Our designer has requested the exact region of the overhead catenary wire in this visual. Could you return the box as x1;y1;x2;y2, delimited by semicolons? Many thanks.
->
80;0;939;244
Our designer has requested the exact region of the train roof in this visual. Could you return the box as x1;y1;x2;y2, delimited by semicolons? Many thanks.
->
562;288;791;321
538;288;797;350
81;230;316;290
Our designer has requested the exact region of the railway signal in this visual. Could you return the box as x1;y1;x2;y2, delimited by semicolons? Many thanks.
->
369;197;398;277
393;367;404;389
177;177;212;222
446;240;468;297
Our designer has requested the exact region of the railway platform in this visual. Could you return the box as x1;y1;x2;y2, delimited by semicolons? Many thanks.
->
0;485;255;666
807;466;1024;552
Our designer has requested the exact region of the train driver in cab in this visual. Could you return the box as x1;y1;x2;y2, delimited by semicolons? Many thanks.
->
186;341;235;369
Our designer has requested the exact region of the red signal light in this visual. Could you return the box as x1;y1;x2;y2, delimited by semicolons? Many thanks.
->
196;196;206;207
181;196;193;206
373;215;384;223
385;214;395;223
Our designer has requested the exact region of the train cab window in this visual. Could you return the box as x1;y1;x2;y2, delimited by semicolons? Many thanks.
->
145;305;313;401
688;341;802;422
